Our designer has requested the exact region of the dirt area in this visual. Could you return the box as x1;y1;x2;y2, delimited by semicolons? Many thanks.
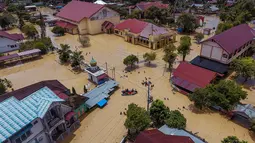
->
1;31;254;143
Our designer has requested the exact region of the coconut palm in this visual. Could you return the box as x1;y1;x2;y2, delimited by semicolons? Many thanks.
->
58;44;72;63
70;50;85;69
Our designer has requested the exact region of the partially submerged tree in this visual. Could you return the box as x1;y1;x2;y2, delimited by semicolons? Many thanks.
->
79;35;90;47
165;110;186;129
143;52;156;66
124;103;151;139
58;44;72;63
221;136;248;143
123;54;139;69
178;36;191;61
194;33;204;43
150;99;170;127
52;26;65;36
176;13;198;33
230;57;255;82
162;43;177;70
22;24;38;39
70;50;85;70
33;42;47;54
190;80;247;110
0;78;12;95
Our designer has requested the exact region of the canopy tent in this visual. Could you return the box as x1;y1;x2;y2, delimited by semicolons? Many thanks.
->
94;0;107;5
97;99;108;108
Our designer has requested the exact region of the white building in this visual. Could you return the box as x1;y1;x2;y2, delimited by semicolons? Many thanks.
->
85;57;109;85
200;24;255;64
0;31;24;53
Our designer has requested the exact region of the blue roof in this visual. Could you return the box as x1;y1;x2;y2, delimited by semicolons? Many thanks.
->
159;125;206;143
0;87;64;142
83;80;118;108
97;99;107;108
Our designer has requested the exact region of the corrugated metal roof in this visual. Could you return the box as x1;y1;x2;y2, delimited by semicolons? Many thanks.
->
159;125;206;143
0;87;64;142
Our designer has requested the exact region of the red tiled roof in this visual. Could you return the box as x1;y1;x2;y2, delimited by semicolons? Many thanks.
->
56;1;104;22
135;129;194;143
0;31;24;41
115;19;148;34
173;62;217;89
137;2;168;11
0;80;69;102
203;24;255;54
56;20;77;29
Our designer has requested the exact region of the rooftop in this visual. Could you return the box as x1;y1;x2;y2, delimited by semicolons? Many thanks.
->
0;87;64;142
202;24;255;54
233;104;255;119
134;129;194;143
56;1;104;22
0;31;24;41
159;125;206;143
172;62;217;92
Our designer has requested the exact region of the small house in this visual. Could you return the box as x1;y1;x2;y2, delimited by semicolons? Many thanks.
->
0;31;24;53
85;57;109;85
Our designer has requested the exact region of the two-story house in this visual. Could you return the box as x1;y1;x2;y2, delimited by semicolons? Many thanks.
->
0;31;24;53
0;80;79;143
56;1;120;35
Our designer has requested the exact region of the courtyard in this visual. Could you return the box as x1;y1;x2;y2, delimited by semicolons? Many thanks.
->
0;30;254;143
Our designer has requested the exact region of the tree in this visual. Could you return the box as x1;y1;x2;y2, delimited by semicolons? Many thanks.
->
123;54;139;68
178;36;191;61
58;44;72;63
221;136;248;143
150;99;170;127
194;33;204;43
127;10;142;19
163;43;177;69
79;35;90;47
33;42;47;54
7;4;17;12
70;50;85;69
39;12;46;38
216;22;233;34
143;52;156;66
16;12;25;29
230;57;255;82
0;78;12;95
190;80;247;111
52;26;65;36
22;24;38;39
72;87;77;95
165;110;186;129
124;103;151;139
0;13;16;29
176;13;198;33
145;6;161;21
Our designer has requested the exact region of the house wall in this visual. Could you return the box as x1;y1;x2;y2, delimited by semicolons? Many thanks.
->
27;132;49;143
78;18;88;35
0;37;20;53
87;7;120;35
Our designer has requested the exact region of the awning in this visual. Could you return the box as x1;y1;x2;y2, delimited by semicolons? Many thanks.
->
190;56;229;74
97;99;107;108
56;21;77;30
65;111;75;121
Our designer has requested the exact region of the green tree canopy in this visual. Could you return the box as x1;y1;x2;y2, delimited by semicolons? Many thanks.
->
163;43;177;69
70;50;85;69
178;36;191;61
123;54;139;68
190;80;247;110
33;42;47;54
176;13;198;33
194;33;204;43
0;78;12;95
124;103;151;137
0;13;16;29
216;22;233;34
150;99;170;127
221;136;248;143
127;10;142;19
19;38;52;54
230;57;255;82
143;52;156;66
165;110;186;129
22;24;38;39
7;4;17;12
58;44;72;63
52;26;65;36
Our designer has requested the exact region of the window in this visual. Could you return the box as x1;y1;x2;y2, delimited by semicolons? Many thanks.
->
15;130;32;143
33;120;38;125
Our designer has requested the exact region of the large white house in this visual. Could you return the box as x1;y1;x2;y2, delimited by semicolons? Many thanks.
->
200;24;255;64
0;31;24;53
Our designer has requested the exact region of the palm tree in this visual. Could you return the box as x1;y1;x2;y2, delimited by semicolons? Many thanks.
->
58;44;72;63
70;50;85;70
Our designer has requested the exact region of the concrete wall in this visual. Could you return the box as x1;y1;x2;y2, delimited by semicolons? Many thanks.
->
27;131;50;143
78;18;88;35
0;37;20;53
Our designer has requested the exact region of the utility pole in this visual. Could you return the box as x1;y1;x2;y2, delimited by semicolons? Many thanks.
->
105;62;108;74
146;82;151;112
